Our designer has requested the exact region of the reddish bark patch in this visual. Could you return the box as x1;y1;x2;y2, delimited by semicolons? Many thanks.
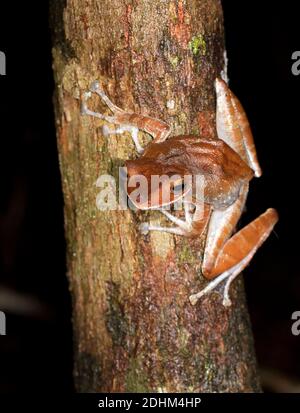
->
198;111;216;139
170;0;191;49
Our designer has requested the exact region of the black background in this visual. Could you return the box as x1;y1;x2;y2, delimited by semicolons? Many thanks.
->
0;1;299;392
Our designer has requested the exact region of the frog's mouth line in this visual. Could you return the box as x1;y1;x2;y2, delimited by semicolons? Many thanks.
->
125;173;199;210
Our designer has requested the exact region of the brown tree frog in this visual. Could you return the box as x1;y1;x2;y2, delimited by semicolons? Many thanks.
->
81;78;278;306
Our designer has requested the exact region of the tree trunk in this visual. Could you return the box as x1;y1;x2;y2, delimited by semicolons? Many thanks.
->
51;0;261;392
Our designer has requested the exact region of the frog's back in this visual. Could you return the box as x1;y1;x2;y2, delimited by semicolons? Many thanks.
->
129;134;254;209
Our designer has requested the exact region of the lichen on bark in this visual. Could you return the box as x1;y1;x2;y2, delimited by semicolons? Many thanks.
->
51;0;261;392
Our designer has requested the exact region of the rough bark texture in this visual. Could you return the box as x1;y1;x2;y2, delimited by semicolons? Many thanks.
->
51;0;261;392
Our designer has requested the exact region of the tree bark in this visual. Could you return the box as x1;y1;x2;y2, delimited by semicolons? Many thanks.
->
51;0;261;392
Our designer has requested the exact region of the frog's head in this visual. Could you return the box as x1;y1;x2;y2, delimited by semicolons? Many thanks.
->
124;158;191;210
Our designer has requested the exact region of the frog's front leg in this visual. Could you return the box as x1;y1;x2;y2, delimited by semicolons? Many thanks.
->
140;202;211;238
81;83;144;153
81;81;171;153
103;124;144;154
140;203;193;236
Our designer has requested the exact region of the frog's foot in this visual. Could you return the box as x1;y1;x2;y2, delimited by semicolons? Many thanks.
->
89;81;125;116
189;261;245;307
81;90;115;123
139;222;187;236
102;124;144;154
139;204;195;236
81;80;123;121
190;208;278;306
82;82;144;153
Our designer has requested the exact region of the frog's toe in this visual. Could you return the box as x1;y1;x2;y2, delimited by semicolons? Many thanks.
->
139;222;150;235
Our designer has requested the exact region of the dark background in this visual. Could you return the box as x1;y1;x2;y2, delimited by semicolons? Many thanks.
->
0;1;299;392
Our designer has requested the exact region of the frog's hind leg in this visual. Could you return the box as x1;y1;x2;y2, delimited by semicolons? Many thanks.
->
215;78;262;177
190;207;278;306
